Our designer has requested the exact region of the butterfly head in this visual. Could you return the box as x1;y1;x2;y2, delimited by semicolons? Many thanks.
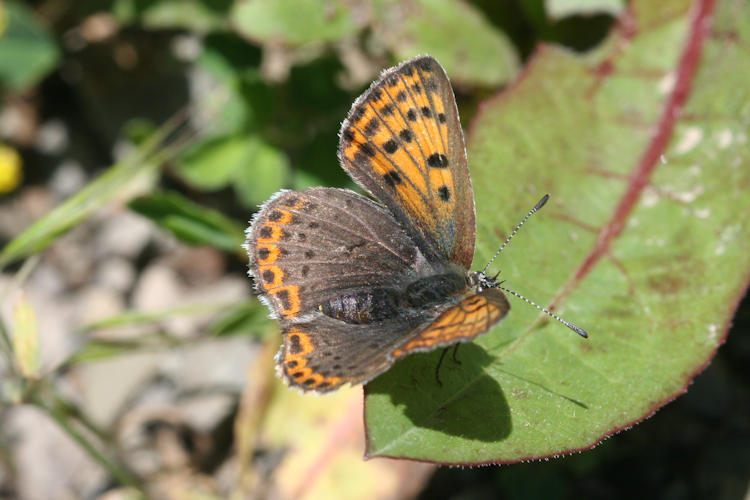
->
468;271;501;292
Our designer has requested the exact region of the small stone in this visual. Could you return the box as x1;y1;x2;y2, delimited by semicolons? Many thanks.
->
7;406;107;498
132;264;183;312
35;119;69;154
96;212;154;259
74;285;125;325
96;256;136;293
49;160;86;198
172;246;226;286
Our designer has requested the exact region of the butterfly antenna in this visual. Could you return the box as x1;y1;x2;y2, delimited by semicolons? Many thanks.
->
497;283;588;338
482;194;550;274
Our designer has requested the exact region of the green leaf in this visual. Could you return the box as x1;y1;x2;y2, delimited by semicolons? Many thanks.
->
545;0;625;19
175;133;289;206
0;1;59;91
231;0;358;46
128;191;245;253
195;35;262;133
177;135;251;190
112;0;231;32
373;0;519;87
365;0;750;464
231;137;289;206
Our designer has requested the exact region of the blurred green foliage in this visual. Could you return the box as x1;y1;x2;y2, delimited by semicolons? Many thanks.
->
0;1;59;91
0;0;617;250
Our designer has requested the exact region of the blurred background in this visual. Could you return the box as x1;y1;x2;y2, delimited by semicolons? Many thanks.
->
0;0;748;498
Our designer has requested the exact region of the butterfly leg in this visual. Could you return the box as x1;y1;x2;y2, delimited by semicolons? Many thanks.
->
451;343;461;364
434;347;451;386
435;344;464;386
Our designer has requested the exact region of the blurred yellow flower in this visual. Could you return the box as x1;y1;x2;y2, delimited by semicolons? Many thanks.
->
0;143;23;193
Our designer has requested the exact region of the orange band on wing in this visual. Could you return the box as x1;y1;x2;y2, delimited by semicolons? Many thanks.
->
269;285;301;318
258;264;285;289
281;327;349;392
256;243;280;265
391;294;504;358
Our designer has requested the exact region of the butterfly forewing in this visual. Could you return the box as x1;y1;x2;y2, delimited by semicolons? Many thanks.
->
339;55;475;269
246;187;423;321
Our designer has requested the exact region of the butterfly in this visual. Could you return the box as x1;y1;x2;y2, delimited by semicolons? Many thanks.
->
245;55;586;393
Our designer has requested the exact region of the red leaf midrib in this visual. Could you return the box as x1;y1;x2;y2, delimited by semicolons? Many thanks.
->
569;0;717;289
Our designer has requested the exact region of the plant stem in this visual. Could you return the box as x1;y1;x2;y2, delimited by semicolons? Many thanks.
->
31;389;145;493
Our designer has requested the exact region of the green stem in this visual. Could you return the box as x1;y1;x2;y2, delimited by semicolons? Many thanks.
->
31;389;145;493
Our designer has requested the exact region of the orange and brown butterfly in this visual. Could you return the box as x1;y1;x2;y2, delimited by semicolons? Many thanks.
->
245;55;586;393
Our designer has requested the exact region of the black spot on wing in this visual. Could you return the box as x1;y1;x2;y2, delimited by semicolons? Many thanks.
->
382;171;402;187
383;139;398;154
427;153;449;168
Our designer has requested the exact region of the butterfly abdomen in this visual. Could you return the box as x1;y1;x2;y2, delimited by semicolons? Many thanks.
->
319;272;466;325
320;288;401;324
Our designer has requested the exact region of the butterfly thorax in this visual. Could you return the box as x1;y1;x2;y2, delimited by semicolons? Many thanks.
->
319;272;467;325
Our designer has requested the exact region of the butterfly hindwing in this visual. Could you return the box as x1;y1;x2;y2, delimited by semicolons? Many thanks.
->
339;55;476;269
277;316;417;393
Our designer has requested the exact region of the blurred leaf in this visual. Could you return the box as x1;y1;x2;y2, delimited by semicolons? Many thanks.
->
231;137;289;206
208;300;273;337
196;35;263;132
374;0;519;87
70;300;270;364
231;0;358;46
112;0;231;32
256;384;434;498
177;135;249;190
120;118;159;145
365;0;749;464
68;339;142;365
190;53;353;198
200;33;262;82
11;294;40;379
176;134;289;206
128;191;245;252
279;56;352;188
545;0;625;19
0;1;59;91
81;301;244;332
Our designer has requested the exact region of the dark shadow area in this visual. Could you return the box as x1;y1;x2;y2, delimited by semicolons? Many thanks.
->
366;342;512;442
